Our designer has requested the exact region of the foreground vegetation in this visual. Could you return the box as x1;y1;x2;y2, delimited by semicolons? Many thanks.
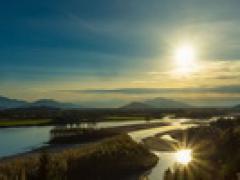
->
49;121;169;145
0;134;158;180
49;128;119;144
163;117;240;180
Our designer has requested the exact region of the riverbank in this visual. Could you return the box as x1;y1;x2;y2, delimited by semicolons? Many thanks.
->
0;134;158;180
146;117;240;180
0;120;195;179
0;122;170;160
0;121;171;161
0;117;168;128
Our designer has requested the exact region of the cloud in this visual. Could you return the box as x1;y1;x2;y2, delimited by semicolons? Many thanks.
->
215;75;240;80
60;85;240;95
212;85;240;93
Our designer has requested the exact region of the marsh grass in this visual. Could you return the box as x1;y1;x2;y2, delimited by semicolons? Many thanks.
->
49;128;119;144
0;134;158;180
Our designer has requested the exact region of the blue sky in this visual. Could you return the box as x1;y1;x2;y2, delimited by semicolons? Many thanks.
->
0;0;240;106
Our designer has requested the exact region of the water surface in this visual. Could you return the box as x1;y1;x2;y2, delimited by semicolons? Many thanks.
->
0;118;167;158
146;152;176;180
0;126;53;157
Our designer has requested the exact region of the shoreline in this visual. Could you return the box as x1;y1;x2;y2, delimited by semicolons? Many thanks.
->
0;119;168;128
0;121;171;162
0;134;158;180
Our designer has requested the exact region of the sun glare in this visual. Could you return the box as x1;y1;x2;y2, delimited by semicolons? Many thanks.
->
173;43;198;75
175;149;192;165
175;45;195;63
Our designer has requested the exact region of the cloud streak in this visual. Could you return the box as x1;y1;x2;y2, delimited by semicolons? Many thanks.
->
60;85;240;95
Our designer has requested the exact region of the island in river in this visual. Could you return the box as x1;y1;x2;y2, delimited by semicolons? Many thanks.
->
0;108;239;180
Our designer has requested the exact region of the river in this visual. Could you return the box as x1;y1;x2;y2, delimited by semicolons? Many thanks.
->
0;117;173;158
0;117;200;180
128;121;196;180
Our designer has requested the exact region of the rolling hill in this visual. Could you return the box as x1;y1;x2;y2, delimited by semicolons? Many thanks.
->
143;97;192;108
234;104;240;108
0;96;81;109
0;96;28;109
121;97;192;109
30;99;80;109
120;102;153;109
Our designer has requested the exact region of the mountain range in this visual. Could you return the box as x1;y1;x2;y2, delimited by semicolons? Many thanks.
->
120;102;153;109
0;96;239;109
0;96;81;109
234;104;240;109
120;97;192;109
0;96;28;109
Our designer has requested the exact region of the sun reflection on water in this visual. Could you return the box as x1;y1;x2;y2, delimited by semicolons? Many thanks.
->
175;149;192;165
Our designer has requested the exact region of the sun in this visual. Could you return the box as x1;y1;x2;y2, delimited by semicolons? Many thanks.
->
173;43;198;75
175;149;192;165
175;44;195;64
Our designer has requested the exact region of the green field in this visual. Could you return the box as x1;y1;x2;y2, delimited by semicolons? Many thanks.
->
0;119;52;127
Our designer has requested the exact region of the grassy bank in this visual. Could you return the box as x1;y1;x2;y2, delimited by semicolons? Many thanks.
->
0;134;158;180
49;122;169;144
0;119;52;127
49;128;119;144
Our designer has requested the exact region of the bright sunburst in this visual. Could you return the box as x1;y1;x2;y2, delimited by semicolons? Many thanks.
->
174;43;198;75
175;45;195;64
175;149;192;165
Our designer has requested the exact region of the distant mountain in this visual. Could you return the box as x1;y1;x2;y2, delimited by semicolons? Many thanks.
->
29;99;81;109
121;97;192;109
0;96;191;109
144;97;192;108
234;104;240;108
0;96;81;109
0;96;28;109
120;102;153;109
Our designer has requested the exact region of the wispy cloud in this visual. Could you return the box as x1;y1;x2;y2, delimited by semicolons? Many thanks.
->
60;85;240;95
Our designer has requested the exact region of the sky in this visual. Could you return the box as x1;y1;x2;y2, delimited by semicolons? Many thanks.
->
0;0;240;107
